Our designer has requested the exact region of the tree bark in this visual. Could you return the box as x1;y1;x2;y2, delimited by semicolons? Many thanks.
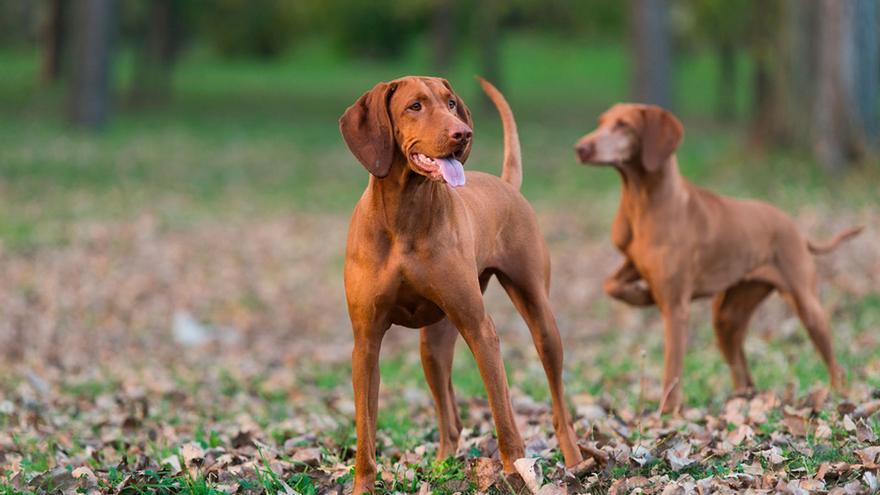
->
475;0;502;109
431;0;455;73
42;0;67;84
129;0;176;104
68;0;115;129
748;0;793;148
629;0;672;108
815;0;864;172
852;0;879;146
716;42;736;121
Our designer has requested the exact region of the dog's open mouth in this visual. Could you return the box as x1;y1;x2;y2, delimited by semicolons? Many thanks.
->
410;153;466;187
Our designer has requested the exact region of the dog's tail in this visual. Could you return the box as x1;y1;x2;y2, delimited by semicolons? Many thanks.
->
808;225;864;255
477;76;522;190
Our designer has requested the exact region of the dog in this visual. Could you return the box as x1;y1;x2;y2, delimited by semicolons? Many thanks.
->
574;103;863;414
340;77;582;493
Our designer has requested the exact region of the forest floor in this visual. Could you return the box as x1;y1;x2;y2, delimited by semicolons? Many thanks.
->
1;205;878;494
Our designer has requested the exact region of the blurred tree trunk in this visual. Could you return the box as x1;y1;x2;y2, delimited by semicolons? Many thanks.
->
41;0;67;84
629;0;672;108
814;0;868;172
129;0;177;104
749;0;793;148
716;42;736;121
431;0;454;73
785;0;819;145
853;0;879;146
68;0;115;129
475;0;502;109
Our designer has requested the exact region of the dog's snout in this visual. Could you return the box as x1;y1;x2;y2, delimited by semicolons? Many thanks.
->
450;127;473;143
576;141;594;162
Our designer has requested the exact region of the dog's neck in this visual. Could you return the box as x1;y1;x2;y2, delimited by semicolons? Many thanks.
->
367;157;455;236
618;155;688;213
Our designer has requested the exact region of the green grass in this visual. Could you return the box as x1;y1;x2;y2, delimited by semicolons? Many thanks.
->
1;34;876;250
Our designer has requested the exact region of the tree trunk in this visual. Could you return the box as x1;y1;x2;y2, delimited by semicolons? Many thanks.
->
784;0;819;146
852;0;879;146
129;0;176;104
475;0;502;109
815;0;864;172
629;0;672;108
68;0;115;129
431;0;455;73
748;0;792;148
42;0;67;84
716;42;736;121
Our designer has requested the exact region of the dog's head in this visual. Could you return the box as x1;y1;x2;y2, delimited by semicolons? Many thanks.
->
339;76;473;187
574;104;683;173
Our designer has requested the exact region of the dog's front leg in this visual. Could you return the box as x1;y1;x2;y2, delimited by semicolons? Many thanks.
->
604;259;655;306
658;297;690;415
350;315;388;494
419;319;463;460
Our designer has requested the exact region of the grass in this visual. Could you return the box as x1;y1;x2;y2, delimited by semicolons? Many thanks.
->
1;33;876;251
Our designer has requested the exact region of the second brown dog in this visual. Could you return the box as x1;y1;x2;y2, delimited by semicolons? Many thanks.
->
575;103;863;414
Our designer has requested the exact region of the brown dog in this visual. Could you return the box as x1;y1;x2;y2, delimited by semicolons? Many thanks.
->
340;77;582;493
574;104;863;414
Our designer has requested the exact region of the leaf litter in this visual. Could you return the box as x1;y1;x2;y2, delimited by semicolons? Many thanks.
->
0;207;878;493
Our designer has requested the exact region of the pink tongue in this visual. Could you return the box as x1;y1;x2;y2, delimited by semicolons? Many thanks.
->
437;157;466;187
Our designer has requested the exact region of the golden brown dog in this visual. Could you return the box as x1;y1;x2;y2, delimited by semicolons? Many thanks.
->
575;103;863;414
340;77;582;493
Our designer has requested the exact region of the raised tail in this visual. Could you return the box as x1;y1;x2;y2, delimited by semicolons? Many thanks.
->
477;76;522;190
808;225;864;255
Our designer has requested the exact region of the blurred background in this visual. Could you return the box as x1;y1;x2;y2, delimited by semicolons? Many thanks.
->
0;0;879;442
0;0;878;241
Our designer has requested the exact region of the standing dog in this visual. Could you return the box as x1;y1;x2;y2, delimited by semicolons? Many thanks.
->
575;103;862;414
340;77;582;493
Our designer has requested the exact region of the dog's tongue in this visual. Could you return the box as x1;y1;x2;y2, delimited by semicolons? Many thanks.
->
437;157;466;187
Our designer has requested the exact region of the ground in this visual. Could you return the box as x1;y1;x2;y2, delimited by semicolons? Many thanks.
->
0;36;879;494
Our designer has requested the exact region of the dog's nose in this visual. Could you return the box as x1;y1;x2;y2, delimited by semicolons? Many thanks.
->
576;141;594;162
450;127;473;143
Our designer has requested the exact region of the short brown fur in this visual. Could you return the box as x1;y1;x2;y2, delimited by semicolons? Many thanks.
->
340;76;582;493
575;103;863;414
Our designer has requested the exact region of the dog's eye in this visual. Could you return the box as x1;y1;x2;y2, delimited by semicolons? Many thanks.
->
614;120;626;129
408;101;422;111
448;99;456;110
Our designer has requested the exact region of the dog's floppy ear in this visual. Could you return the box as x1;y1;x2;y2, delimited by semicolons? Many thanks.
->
640;106;683;172
339;82;397;177
440;78;474;163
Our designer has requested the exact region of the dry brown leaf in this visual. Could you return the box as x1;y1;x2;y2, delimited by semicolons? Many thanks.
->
855;419;876;443
856;446;880;469
853;399;880;419
514;458;543;494
180;442;205;468
471;457;501;492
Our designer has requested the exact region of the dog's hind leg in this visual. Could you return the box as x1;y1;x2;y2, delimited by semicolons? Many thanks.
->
786;287;846;391
420;318;463;460
712;281;774;394
497;266;584;468
776;243;846;392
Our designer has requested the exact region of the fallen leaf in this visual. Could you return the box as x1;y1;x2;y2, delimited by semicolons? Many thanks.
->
855;419;876;443
181;442;205;468
471;457;501;492
853;399;880;419
514;457;543;494
856;446;880;469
